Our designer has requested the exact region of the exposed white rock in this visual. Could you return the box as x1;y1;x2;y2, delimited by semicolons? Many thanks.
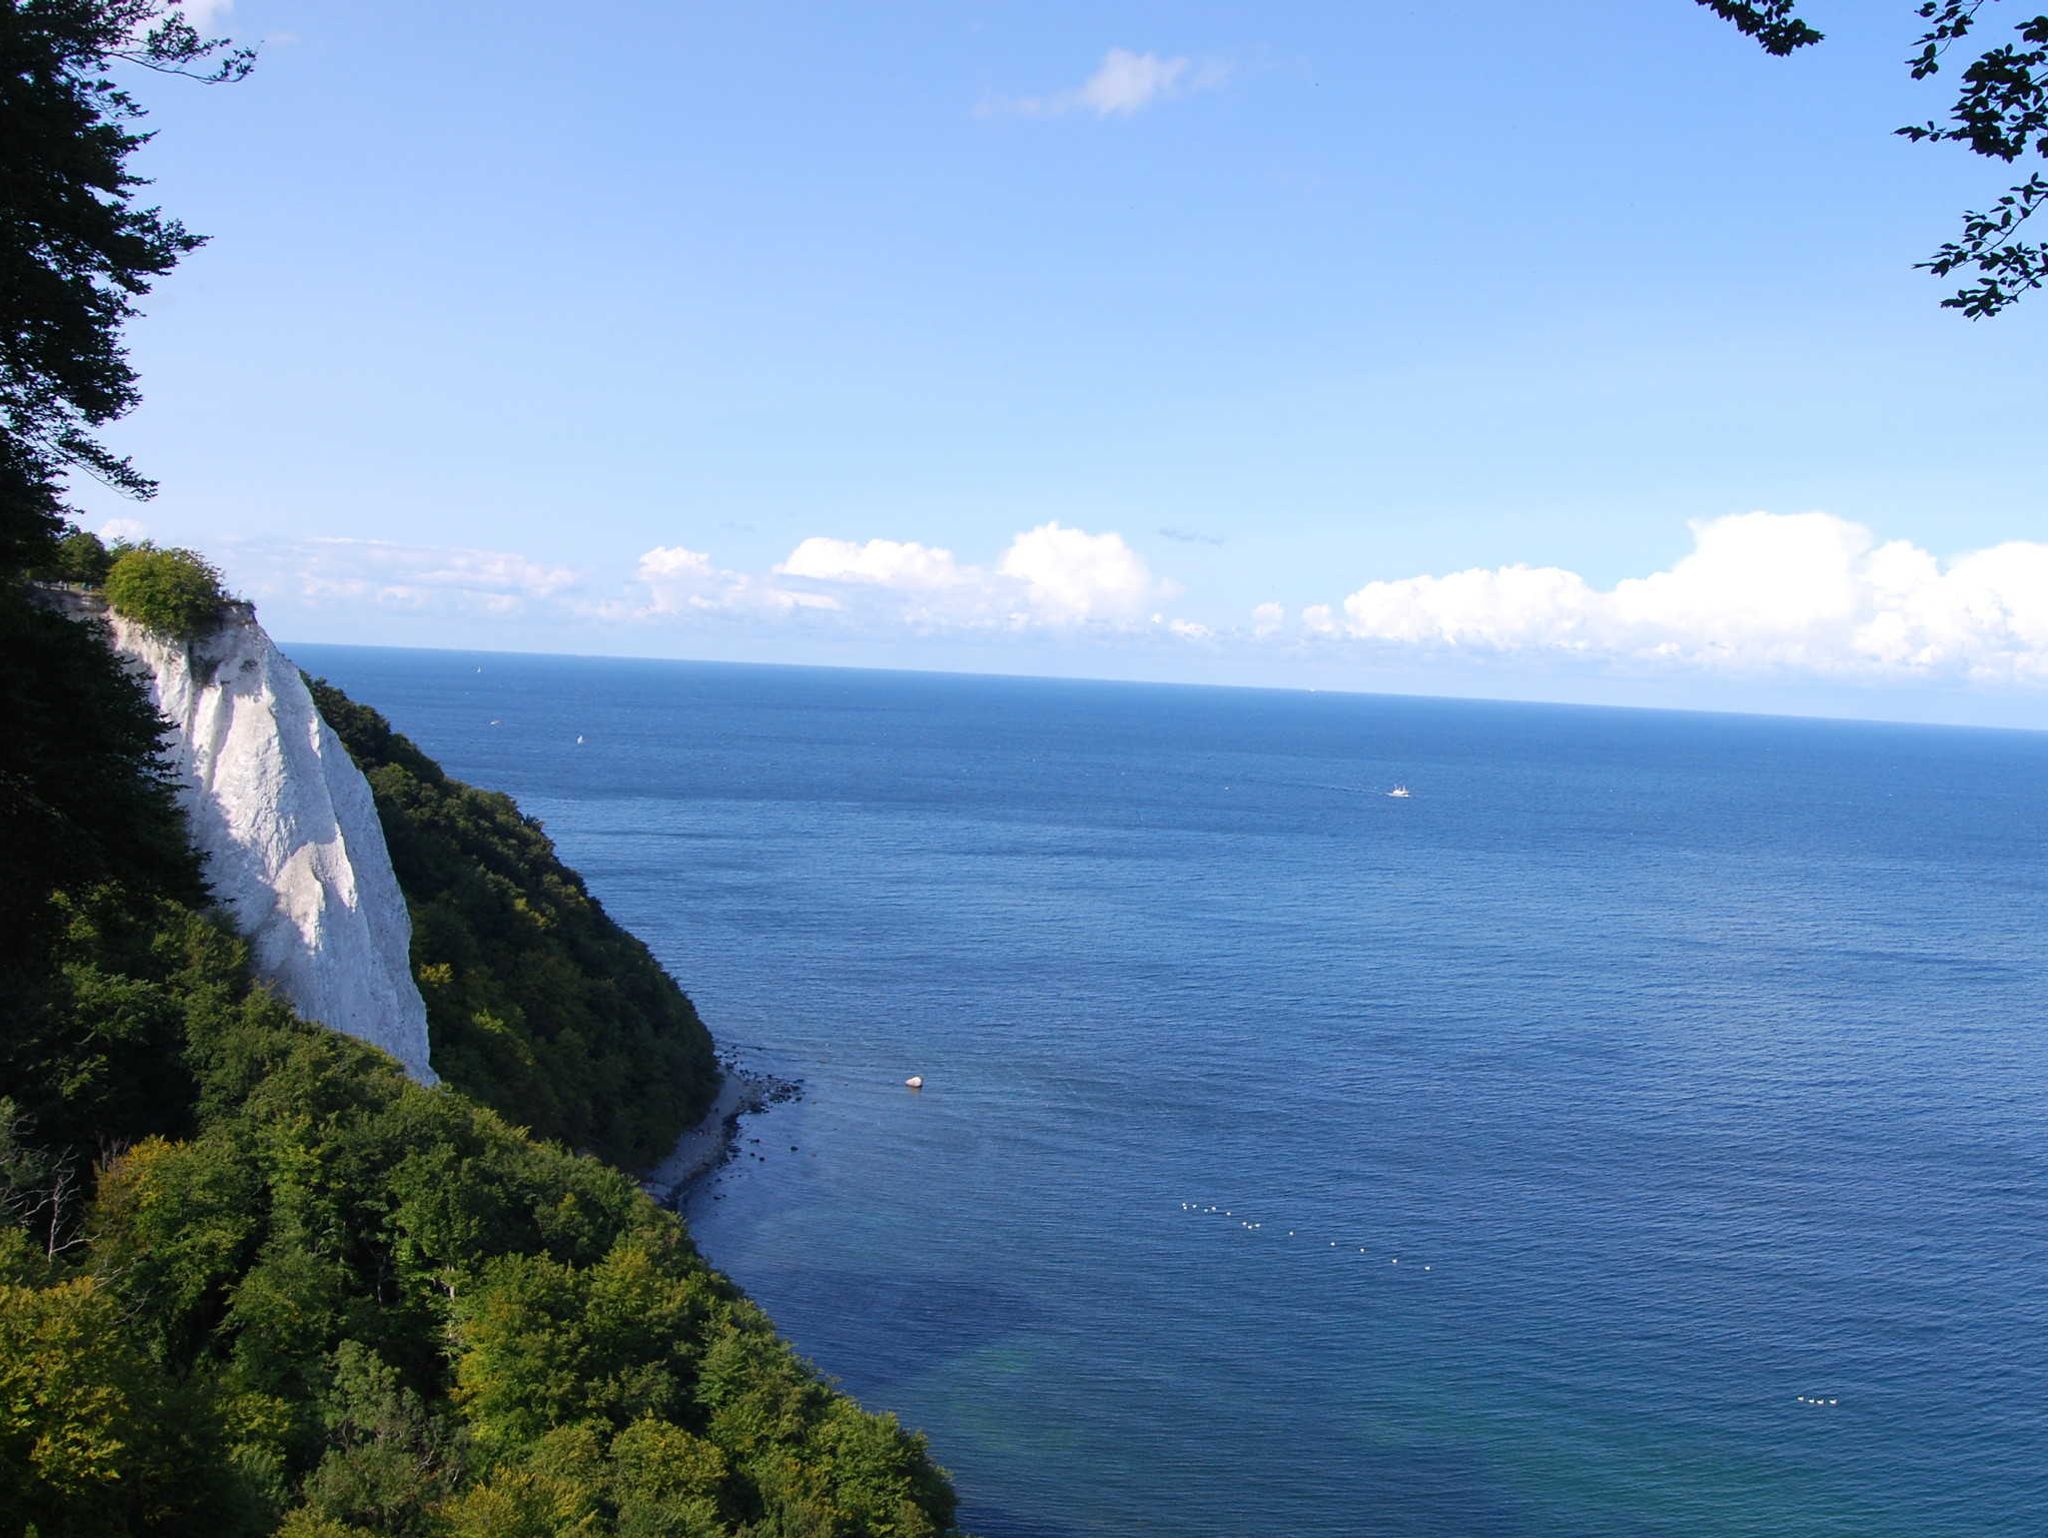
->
109;606;437;1083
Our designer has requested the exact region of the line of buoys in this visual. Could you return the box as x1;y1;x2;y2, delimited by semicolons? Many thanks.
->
1180;1201;1432;1271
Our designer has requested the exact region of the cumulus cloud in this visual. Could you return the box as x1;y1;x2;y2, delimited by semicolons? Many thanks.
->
217;508;2048;700
998;521;1158;622
1343;562;1593;649
777;537;965;590
1328;512;2048;684
98;517;149;544
983;46;1227;118
757;522;1166;630
633;545;838;617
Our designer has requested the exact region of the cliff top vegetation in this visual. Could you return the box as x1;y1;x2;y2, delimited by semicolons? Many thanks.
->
103;544;230;638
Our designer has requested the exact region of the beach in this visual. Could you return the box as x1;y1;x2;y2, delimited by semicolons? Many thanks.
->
640;1065;767;1204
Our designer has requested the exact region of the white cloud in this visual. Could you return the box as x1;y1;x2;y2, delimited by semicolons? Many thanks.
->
98;517;149;544
1329;512;2048;684
633;544;722;613
1079;48;1190;115
777;537;965;590
984;47;1227;119
998;521;1159;622
633;545;837;617
1343;562;1594;649
250;538;580;617
219;509;2048;700
762;522;1164;630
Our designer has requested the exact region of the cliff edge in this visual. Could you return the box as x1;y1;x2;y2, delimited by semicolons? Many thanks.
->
108;602;437;1083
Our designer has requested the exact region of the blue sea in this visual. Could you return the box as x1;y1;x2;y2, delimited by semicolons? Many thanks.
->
292;645;2048;1538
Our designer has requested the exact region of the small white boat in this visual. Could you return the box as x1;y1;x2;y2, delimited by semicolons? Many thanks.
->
1387;784;1412;799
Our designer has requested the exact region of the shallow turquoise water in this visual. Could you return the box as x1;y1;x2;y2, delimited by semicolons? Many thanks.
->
294;645;2048;1537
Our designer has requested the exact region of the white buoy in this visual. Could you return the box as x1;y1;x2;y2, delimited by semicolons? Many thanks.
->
904;1075;924;1090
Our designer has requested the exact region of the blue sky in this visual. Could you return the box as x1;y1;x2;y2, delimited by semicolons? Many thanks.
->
84;0;2047;724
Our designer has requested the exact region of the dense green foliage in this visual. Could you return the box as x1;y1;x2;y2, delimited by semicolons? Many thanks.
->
305;679;720;1170
33;525;114;584
0;894;957;1538
103;543;229;638
0;593;204;978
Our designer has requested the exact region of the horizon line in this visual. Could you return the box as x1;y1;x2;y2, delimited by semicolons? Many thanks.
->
275;633;2048;740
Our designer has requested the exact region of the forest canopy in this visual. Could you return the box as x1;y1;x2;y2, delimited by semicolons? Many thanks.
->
0;885;957;1537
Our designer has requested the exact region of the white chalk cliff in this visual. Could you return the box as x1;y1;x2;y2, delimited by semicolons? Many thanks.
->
110;606;437;1083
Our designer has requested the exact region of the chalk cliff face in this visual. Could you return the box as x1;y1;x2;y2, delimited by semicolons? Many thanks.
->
110;607;437;1084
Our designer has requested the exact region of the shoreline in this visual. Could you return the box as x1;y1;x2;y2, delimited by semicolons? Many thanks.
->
640;1062;798;1206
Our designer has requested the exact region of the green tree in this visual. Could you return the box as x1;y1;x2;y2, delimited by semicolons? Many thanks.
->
1700;1;2048;316
0;609;203;974
0;0;251;568
293;1342;463;1537
103;542;228;637
0;1228;245;1538
34;524;114;584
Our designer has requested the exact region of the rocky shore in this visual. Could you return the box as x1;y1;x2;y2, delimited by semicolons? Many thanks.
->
641;1061;800;1205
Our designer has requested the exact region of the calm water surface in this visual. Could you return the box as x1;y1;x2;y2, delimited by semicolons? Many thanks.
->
293;645;2048;1538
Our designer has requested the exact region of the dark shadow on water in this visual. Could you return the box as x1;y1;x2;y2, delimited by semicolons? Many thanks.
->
948;1435;1562;1538
722;1264;1047;1397
954;1501;1091;1538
